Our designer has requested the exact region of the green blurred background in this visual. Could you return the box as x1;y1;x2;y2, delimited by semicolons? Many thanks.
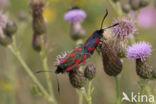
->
0;0;156;104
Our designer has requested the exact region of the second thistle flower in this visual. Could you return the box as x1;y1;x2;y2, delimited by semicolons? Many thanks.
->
64;6;86;40
127;41;153;79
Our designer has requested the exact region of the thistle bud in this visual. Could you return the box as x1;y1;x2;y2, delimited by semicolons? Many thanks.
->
68;70;87;89
129;0;140;10
152;69;156;79
127;41;152;79
64;6;86;40
84;64;96;80
4;21;17;36
0;28;12;46
101;38;122;76
30;0;46;35
139;0;149;8
122;4;131;14
136;59;152;79
32;34;41;52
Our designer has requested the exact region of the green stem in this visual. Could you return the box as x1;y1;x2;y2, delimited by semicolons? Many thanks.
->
77;89;83;104
138;79;154;104
82;82;93;104
40;38;57;104
115;77;121;104
8;38;54;103
87;81;92;104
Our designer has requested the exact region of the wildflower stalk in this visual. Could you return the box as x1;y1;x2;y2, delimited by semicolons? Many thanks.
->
77;89;83;104
138;79;154;104
115;77;121;104
86;81;92;104
40;37;57;104
8;37;54;103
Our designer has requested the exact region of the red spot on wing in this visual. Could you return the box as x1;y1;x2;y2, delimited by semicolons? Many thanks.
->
94;38;100;44
82;60;86;63
73;48;78;51
75;60;79;67
61;58;67;64
88;47;95;51
83;54;87;59
78;48;82;51
68;53;75;57
72;58;76;61
66;66;72;71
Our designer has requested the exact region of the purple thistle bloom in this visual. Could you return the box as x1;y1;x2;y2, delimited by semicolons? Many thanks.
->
126;41;152;61
112;18;136;38
137;7;156;29
64;9;86;23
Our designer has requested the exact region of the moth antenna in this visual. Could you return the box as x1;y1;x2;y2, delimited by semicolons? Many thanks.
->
103;23;119;30
34;70;54;74
56;74;60;95
100;9;108;30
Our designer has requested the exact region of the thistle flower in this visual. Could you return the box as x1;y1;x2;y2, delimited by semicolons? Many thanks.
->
126;41;151;61
64;6;86;40
112;18;136;58
68;70;87;89
127;42;152;79
84;64;96;80
64;6;86;23
30;0;46;35
137;7;156;29
112;18;136;38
